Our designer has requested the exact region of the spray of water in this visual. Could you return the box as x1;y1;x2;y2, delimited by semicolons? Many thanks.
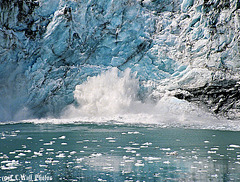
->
8;68;239;131
63;68;144;117
1;67;238;130
62;68;221;128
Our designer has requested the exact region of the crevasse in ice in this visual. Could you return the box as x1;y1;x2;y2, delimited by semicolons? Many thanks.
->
0;0;239;121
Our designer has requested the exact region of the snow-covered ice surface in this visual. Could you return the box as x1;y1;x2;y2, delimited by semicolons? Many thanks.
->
0;0;240;123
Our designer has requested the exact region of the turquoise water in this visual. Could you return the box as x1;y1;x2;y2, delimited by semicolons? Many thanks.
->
1;123;240;181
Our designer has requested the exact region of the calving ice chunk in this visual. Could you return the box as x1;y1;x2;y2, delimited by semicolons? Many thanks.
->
69;68;139;116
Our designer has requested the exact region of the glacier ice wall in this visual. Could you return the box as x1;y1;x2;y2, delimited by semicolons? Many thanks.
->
0;0;240;121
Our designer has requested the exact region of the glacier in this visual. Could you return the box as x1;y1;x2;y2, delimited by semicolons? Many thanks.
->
0;0;240;121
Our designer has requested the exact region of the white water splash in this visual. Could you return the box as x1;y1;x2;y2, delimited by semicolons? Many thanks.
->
6;68;240;131
60;68;223;129
63;68;143;117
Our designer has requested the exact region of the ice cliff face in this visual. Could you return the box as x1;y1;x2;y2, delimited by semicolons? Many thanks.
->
0;0;240;121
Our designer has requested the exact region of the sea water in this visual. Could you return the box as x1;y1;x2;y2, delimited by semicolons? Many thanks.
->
1;123;240;181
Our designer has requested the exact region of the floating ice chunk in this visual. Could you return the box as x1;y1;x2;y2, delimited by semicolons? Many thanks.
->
143;157;161;161
43;141;54;145
106;137;115;140
59;136;66;139
1;160;10;164
211;174;218;178
56;153;65;158
90;153;102;157
142;142;152;146
70;151;77;155
128;131;140;135
34;152;43;156
166;151;178;156
123;147;140;151
76;158;84;163
229;144;240;148
15;150;23;153
1;160;20;170
1;165;17;170
163;161;171;164
208;151;216;154
210;148;219;151
18;153;26;157
124;159;135;163
160;148;171;151
1;154;9;159
45;158;53;164
135;162;144;167
39;164;48;168
10;133;17;137
132;143;139;146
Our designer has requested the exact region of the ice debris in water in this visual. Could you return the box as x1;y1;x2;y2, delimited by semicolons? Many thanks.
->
59;136;66;139
1;160;20;170
229;145;240;148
